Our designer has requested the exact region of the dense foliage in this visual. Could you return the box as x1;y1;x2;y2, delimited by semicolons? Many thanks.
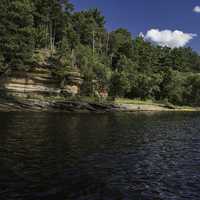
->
1;0;200;105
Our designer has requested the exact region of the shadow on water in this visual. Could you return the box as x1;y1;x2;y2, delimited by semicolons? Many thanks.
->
0;112;200;199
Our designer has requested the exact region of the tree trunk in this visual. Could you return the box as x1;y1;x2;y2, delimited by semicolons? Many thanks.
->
92;30;95;56
106;32;110;55
71;49;75;67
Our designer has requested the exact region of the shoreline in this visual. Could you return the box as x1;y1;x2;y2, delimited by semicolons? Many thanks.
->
0;98;199;113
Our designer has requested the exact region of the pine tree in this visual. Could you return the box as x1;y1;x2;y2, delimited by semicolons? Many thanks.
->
33;0;74;50
0;0;34;69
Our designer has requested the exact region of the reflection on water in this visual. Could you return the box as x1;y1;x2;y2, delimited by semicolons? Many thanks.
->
0;112;200;200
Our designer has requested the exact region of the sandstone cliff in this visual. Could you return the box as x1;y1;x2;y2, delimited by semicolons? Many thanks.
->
0;67;83;99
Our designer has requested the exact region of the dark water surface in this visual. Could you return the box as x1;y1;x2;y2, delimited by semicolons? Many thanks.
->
0;112;200;200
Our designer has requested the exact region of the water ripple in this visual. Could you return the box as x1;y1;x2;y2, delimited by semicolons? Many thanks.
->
0;112;200;200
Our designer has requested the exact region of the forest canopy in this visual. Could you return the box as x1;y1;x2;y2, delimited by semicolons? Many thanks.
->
1;0;200;106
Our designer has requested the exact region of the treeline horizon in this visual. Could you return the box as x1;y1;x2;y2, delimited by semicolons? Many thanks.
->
1;0;200;106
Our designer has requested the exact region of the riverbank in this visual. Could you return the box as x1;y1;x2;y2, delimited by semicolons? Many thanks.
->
114;98;200;112
0;66;199;113
0;97;199;112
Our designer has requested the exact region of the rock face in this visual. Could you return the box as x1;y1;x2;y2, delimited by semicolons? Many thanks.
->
0;67;83;98
0;98;119;112
62;85;79;96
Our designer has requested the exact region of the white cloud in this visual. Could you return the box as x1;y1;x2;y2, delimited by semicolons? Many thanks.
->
139;32;144;38
143;29;197;48
193;6;200;13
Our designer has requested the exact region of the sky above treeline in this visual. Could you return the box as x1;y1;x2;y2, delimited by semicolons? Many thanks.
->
70;0;200;52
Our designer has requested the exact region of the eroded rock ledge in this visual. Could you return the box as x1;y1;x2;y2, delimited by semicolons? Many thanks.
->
0;98;120;112
0;67;83;98
0;97;199;112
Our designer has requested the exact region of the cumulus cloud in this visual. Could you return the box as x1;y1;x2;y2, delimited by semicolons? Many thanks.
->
143;29;197;48
193;6;200;13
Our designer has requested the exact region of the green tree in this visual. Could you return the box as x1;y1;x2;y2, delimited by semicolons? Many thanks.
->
184;74;200;105
129;73;162;100
109;71;131;98
73;8;106;49
0;0;34;69
160;68;185;104
33;0;74;49
110;29;133;57
132;37;158;72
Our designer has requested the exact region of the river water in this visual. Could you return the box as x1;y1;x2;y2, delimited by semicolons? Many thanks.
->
0;112;200;200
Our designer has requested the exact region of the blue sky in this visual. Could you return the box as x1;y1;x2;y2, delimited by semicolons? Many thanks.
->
71;0;200;52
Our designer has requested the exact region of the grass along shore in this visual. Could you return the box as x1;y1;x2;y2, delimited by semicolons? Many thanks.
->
114;98;200;112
